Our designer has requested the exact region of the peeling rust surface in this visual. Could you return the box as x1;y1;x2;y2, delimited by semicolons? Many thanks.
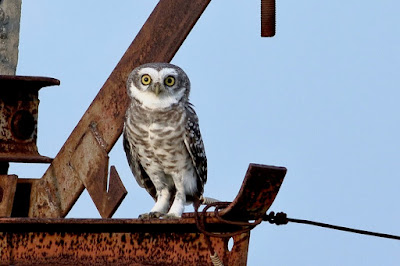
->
0;75;58;163
0;217;249;265
29;0;211;218
0;232;248;265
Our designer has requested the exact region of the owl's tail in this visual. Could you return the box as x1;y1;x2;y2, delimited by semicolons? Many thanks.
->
199;196;221;205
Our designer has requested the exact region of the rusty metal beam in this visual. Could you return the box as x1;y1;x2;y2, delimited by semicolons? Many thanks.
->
29;0;211;218
0;217;249;265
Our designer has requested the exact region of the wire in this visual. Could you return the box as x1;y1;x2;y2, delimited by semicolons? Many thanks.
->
264;211;400;241
194;200;261;266
194;200;400;265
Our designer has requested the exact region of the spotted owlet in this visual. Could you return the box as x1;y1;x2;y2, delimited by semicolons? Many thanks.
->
123;63;207;219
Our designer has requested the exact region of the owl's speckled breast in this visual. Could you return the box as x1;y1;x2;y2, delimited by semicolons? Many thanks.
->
125;102;192;174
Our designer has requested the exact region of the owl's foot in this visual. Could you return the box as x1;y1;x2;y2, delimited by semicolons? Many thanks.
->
138;212;164;219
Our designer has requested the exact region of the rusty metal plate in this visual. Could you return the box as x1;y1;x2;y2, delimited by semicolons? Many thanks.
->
0;217;249;265
70;123;127;218
220;164;286;220
0;175;17;217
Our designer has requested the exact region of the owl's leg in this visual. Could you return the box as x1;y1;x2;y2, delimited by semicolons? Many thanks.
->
164;173;187;219
139;173;172;219
150;186;171;214
165;192;185;219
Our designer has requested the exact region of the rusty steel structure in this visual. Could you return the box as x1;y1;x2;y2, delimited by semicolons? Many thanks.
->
0;75;58;217
0;164;286;265
0;0;281;265
0;75;58;164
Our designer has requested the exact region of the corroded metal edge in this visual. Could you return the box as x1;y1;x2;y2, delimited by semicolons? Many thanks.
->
0;75;60;88
220;164;287;220
0;216;242;233
0;154;52;163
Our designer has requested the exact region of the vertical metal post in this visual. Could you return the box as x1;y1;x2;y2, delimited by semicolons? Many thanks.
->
261;0;276;37
0;0;22;175
0;0;21;74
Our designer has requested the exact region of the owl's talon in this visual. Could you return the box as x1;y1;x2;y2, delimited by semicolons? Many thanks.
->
138;212;164;219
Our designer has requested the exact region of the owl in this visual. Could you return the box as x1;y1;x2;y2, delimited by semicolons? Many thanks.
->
123;63;207;219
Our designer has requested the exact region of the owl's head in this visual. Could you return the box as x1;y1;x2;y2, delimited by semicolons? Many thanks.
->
127;63;191;110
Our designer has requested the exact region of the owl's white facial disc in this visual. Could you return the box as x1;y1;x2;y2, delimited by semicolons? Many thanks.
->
129;67;186;110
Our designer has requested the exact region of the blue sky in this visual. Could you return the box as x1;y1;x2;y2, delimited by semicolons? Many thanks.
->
10;1;400;265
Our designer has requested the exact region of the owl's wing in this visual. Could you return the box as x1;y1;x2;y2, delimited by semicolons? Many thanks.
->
123;129;157;200
184;104;207;196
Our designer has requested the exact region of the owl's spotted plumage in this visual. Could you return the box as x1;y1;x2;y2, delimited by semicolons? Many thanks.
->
123;63;207;218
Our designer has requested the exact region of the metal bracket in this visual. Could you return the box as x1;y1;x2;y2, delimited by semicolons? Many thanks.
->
69;122;127;218
220;164;286;220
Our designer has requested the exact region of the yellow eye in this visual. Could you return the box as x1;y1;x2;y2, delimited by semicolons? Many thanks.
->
141;74;151;85
164;76;175;87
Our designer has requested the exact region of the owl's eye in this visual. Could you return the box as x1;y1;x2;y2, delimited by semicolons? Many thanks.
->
141;74;152;85
164;76;175;87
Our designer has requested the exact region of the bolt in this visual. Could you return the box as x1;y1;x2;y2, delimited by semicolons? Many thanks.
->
261;0;276;37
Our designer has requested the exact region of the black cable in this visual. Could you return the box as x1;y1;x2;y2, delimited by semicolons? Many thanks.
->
264;212;400;241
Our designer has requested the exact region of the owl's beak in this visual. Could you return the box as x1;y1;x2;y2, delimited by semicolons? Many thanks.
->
153;82;164;96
